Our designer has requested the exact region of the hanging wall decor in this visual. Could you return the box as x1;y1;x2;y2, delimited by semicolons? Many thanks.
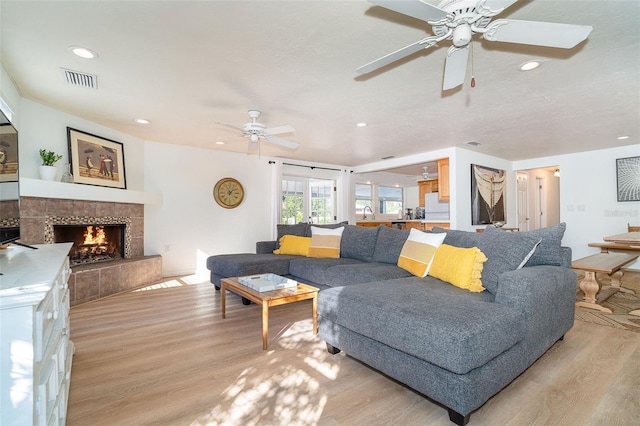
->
616;156;640;202
67;127;126;189
471;164;506;225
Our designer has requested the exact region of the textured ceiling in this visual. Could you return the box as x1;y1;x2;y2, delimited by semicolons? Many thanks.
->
1;0;638;175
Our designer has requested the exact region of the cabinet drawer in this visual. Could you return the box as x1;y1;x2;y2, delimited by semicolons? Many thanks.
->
36;359;58;426
35;291;57;363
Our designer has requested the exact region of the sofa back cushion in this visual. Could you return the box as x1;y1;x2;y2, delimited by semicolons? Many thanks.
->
477;231;541;294
372;226;410;264
340;224;380;262
276;223;308;248
432;227;481;248
484;222;567;266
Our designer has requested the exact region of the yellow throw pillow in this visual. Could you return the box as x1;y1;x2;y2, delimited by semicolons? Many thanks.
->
307;226;344;258
273;235;312;256
397;228;447;277
429;244;487;292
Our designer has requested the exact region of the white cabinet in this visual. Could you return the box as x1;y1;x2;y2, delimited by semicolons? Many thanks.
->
1;243;74;425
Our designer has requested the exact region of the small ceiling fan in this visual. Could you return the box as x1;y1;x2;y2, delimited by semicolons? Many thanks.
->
216;110;299;151
358;0;593;90
417;166;437;181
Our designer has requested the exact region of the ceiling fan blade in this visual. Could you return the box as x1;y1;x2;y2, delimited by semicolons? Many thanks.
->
265;124;295;135
483;19;593;49
215;122;243;132
264;135;299;150
369;0;448;23
357;36;440;74
443;45;469;90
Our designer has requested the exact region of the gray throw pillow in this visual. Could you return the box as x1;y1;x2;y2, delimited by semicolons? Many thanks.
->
484;223;566;266
477;231;542;295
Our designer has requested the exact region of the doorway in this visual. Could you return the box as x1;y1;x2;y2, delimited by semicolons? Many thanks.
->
515;167;560;231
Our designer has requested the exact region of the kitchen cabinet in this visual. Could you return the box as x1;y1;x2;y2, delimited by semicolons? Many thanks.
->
1;243;74;426
424;222;450;231
356;221;392;228
418;180;438;207
437;158;450;201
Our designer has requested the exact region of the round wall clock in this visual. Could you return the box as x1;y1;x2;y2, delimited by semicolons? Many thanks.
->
213;177;245;209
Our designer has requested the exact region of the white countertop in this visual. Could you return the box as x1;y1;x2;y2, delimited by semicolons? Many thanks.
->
0;243;72;306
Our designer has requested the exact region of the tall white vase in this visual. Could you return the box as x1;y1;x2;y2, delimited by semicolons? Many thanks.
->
39;165;57;181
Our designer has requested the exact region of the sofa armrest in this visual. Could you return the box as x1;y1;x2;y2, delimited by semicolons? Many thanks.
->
494;265;577;349
256;240;277;254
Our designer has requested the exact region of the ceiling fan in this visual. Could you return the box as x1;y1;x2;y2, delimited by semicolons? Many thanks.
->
417;166;437;181
216;110;299;151
358;0;593;90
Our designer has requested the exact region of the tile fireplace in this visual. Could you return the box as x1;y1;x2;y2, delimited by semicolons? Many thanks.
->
53;223;125;265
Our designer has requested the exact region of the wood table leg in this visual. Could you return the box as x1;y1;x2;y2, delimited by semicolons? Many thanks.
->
312;293;318;334
605;270;636;294
262;301;269;350
576;271;614;313
221;283;226;319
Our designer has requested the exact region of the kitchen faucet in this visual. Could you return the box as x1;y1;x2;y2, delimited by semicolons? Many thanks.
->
362;205;375;220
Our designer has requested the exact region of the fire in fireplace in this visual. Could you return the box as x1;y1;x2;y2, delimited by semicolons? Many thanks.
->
54;224;125;265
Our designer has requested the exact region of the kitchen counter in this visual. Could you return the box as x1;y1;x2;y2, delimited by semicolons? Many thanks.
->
356;220;450;231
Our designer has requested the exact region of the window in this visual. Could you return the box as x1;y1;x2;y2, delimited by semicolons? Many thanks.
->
281;179;304;224
281;178;336;224
379;186;403;215
355;184;372;216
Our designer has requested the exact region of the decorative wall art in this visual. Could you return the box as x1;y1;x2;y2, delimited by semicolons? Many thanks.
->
616;156;640;202
0;125;18;182
67;127;126;189
471;164;506;225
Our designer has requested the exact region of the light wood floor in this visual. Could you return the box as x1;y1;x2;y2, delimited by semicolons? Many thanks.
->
67;276;640;426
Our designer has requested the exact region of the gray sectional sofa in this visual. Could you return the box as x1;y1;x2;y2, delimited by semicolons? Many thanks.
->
206;223;576;425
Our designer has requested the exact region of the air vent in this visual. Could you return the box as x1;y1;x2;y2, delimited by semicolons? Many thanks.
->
61;68;97;89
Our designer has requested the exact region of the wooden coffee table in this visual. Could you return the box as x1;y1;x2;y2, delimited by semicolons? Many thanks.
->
220;277;319;350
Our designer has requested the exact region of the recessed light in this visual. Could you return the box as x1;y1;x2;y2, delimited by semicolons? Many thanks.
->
617;135;629;140
215;141;225;145
356;122;367;127
134;118;150;124
519;60;541;71
69;46;98;59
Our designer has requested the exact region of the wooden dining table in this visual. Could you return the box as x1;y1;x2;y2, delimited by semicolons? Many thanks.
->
602;231;640;317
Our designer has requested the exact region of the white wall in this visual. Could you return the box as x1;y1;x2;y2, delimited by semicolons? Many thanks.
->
514;145;640;268
144;142;277;276
18;99;145;190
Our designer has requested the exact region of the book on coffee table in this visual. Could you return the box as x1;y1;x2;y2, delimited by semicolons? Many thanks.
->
238;273;298;292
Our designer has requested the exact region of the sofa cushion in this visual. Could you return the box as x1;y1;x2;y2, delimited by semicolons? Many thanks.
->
484;223;567;266
429;244;487;292
318;278;522;375
397;228;446;277
276;223;308;249
289;257;364;285
303;221;349;237
206;253;297;278
324;262;413;286
273;235;311;256
340;224;380;262
432;227;481;248
308;226;345;258
477;231;541;294
372;226;410;264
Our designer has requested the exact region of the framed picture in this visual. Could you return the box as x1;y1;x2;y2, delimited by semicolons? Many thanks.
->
67;127;126;189
616;156;640;202
0;124;18;182
471;164;506;225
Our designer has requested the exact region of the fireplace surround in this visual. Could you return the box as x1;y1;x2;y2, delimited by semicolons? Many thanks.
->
19;196;161;305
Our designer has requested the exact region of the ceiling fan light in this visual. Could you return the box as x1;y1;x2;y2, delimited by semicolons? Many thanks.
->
250;134;259;143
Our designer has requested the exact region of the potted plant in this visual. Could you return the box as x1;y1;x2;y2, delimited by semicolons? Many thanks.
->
39;149;63;181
